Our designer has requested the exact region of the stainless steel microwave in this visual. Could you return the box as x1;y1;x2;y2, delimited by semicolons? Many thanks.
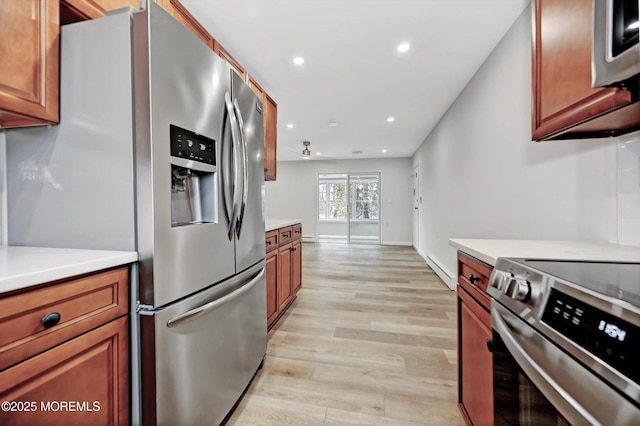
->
592;0;640;88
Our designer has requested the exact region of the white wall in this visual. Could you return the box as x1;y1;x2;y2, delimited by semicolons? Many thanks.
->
264;158;412;244
411;6;635;282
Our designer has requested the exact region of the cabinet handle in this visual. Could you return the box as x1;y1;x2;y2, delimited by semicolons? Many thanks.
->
266;241;271;246
264;168;268;172
41;312;61;328
468;274;480;284
486;339;493;353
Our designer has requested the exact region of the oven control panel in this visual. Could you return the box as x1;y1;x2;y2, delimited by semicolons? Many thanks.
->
542;289;639;385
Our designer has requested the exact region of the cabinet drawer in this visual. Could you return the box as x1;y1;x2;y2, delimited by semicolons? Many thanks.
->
266;230;278;252
457;252;493;311
278;226;293;245
0;267;129;371
292;224;302;240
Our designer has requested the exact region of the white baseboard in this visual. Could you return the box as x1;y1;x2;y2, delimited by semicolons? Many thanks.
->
381;241;412;246
427;255;455;291
414;248;455;291
302;236;316;243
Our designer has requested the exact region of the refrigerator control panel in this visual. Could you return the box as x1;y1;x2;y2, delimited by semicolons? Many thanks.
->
170;125;215;166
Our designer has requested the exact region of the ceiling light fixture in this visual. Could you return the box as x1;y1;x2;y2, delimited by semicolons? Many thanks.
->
382;149;388;153
387;117;395;122
287;124;294;129
328;121;338;127
397;43;410;53
293;57;305;65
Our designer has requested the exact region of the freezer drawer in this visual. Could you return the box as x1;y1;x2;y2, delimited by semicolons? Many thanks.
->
139;261;267;425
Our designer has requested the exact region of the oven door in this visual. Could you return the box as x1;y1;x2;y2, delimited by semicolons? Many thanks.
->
491;302;639;426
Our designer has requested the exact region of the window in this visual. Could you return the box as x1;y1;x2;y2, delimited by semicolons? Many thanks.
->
318;181;347;219
318;176;379;220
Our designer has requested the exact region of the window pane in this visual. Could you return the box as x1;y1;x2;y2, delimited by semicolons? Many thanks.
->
329;183;347;218
318;184;327;219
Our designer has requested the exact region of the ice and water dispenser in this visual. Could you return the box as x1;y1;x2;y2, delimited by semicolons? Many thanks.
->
170;124;217;226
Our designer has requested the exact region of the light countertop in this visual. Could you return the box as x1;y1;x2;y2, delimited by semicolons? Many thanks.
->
449;239;640;266
265;219;303;232
0;246;138;295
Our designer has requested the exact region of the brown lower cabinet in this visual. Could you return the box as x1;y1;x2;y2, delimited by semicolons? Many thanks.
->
0;267;130;426
457;252;494;426
266;224;302;330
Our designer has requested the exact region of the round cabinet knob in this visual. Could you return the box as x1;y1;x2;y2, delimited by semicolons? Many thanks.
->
41;312;61;328
510;278;531;302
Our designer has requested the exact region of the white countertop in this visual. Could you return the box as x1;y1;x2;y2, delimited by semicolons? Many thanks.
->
449;239;640;266
265;219;303;232
0;246;138;295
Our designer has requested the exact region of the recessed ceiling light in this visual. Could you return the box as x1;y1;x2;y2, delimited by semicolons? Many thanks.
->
287;124;294;129
316;152;321;155
386;117;395;122
328;121;338;127
397;43;410;53
293;57;305;65
382;149;388;153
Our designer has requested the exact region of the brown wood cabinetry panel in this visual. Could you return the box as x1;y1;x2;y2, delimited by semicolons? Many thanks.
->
266;230;278;253
278;226;293;246
457;252;492;311
0;267;129;371
0;0;59;127
458;287;493;426
263;94;278;181
292;239;302;296
532;0;639;140
266;224;302;329
248;76;264;100
266;249;278;329
60;0;140;20
292;224;302;240
0;316;129;426
277;243;293;313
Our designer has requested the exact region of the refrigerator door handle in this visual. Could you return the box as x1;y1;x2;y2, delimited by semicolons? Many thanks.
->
166;267;265;328
223;91;242;240
233;98;249;239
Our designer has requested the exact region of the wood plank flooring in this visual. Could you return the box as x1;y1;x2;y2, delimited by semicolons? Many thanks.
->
225;243;463;426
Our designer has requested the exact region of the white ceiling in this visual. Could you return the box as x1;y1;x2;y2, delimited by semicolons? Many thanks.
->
181;0;529;162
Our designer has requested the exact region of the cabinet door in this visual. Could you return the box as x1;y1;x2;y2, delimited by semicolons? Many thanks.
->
0;0;59;127
291;238;302;296
458;288;493;426
159;0;214;48
277;243;293;312
0;316;129;426
532;0;639;140
266;248;279;329
263;94;277;181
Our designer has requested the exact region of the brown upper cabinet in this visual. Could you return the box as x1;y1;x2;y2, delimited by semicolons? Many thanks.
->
532;0;640;141
249;76;278;181
0;0;60;128
61;0;140;21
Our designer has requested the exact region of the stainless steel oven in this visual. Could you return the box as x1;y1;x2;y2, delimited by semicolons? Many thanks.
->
488;259;640;425
592;0;640;87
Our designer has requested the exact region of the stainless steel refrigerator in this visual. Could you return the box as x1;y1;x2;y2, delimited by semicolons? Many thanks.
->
6;3;267;425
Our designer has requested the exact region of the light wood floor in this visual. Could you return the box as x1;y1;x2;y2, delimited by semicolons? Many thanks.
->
225;243;463;425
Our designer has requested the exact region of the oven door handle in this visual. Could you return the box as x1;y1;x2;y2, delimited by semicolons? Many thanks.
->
491;303;638;426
